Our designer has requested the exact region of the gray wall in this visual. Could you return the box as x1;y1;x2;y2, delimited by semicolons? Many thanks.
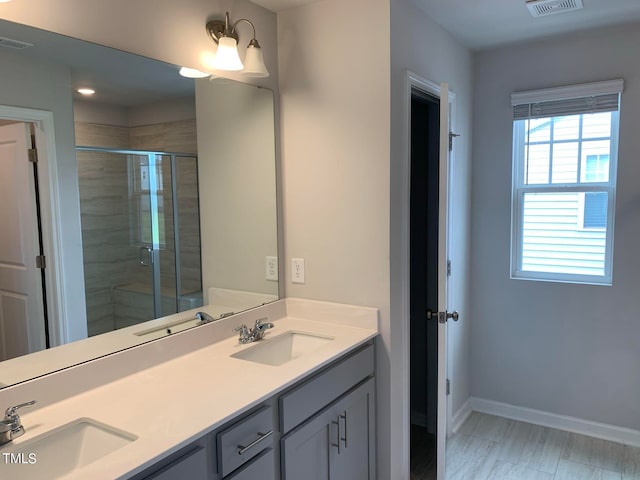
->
470;22;640;430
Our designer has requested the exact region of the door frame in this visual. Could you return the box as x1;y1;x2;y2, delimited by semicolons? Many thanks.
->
399;70;456;478
0;105;71;347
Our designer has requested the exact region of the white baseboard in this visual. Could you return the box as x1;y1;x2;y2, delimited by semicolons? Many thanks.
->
470;397;640;448
450;399;472;435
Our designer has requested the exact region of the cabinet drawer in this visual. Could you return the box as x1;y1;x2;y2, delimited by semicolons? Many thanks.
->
142;445;208;480
225;449;275;480
217;405;274;477
279;343;374;433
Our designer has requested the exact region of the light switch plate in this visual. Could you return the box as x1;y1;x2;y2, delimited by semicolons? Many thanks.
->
266;256;278;281
291;258;305;284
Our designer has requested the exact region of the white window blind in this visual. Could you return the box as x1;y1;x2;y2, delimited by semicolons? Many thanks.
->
510;79;623;285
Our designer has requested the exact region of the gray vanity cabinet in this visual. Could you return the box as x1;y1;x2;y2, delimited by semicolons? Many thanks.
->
131;438;212;480
145;446;209;480
281;378;375;480
330;379;375;480
131;341;376;480
224;449;275;480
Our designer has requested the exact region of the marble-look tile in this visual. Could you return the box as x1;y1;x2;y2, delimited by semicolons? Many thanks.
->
457;412;512;441
497;420;567;473
129;119;197;154
555;459;622;480
623;445;640;480
75;122;129;149
562;433;624;473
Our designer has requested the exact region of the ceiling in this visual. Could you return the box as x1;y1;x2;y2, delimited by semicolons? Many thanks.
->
253;0;640;50
412;0;640;50
0;19;194;108
251;0;318;12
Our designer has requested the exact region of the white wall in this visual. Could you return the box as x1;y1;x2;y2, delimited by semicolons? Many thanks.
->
0;49;88;342
470;22;640;430
390;0;474;476
196;79;278;298
277;0;391;475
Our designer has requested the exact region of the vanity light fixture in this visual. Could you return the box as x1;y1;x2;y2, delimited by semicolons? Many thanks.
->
179;66;210;78
206;12;269;78
77;88;96;96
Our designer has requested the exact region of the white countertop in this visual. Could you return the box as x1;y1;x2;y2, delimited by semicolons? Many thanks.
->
0;299;378;479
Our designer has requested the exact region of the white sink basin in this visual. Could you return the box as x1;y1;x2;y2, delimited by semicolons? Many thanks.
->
231;331;334;366
0;418;137;479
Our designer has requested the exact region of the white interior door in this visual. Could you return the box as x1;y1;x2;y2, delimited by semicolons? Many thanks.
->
0;122;46;360
436;83;451;480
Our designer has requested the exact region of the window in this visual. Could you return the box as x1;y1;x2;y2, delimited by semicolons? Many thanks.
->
510;80;623;285
130;155;168;247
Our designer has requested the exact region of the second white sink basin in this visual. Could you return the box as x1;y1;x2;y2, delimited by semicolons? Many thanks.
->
231;331;334;366
0;418;137;479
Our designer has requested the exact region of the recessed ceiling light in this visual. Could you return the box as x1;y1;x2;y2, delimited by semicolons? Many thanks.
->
0;0;14;3
77;88;96;96
179;67;210;78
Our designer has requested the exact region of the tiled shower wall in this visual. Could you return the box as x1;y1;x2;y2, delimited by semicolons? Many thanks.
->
76;120;201;336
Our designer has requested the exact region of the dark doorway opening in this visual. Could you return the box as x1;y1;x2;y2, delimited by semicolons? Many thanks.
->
409;89;440;480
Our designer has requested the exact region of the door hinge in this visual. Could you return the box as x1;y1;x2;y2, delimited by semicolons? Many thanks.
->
447;259;452;277
449;132;460;152
446;379;451;396
35;255;46;269
28;148;38;163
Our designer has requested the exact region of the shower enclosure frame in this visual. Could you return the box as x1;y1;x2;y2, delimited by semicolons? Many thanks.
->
76;146;201;322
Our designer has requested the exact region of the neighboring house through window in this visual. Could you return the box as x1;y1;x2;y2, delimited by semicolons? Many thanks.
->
510;80;623;285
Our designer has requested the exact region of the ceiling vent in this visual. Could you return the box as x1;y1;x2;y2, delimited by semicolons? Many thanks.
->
526;0;584;18
0;36;34;50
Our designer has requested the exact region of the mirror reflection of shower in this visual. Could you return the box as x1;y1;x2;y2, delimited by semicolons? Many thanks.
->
77;148;202;337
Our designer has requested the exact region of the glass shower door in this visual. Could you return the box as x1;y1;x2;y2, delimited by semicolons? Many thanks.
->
132;153;179;320
78;149;182;335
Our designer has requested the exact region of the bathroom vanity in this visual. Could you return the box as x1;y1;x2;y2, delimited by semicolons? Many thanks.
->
0;299;378;479
133;343;375;480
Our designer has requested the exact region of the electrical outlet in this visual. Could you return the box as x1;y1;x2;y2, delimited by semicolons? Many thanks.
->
291;258;305;284
266;256;278;281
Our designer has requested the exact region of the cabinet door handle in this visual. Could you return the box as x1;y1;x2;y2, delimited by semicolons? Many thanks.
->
339;413;348;448
237;430;272;455
331;420;341;454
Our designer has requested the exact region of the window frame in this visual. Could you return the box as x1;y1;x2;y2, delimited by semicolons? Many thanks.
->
510;110;619;286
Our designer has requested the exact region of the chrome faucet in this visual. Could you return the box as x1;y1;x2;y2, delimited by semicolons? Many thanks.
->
251;317;275;340
0;400;36;446
195;311;215;323
234;317;274;344
196;311;234;324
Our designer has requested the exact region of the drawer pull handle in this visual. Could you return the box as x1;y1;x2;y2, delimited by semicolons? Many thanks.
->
237;430;273;455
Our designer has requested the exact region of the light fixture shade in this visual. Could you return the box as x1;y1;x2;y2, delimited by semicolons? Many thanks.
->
243;44;269;78
179;67;210;78
212;36;243;71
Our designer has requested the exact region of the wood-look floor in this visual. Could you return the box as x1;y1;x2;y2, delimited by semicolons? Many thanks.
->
446;412;640;479
411;424;437;480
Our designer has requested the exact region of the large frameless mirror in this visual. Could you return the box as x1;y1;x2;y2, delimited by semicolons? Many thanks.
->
0;18;279;388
